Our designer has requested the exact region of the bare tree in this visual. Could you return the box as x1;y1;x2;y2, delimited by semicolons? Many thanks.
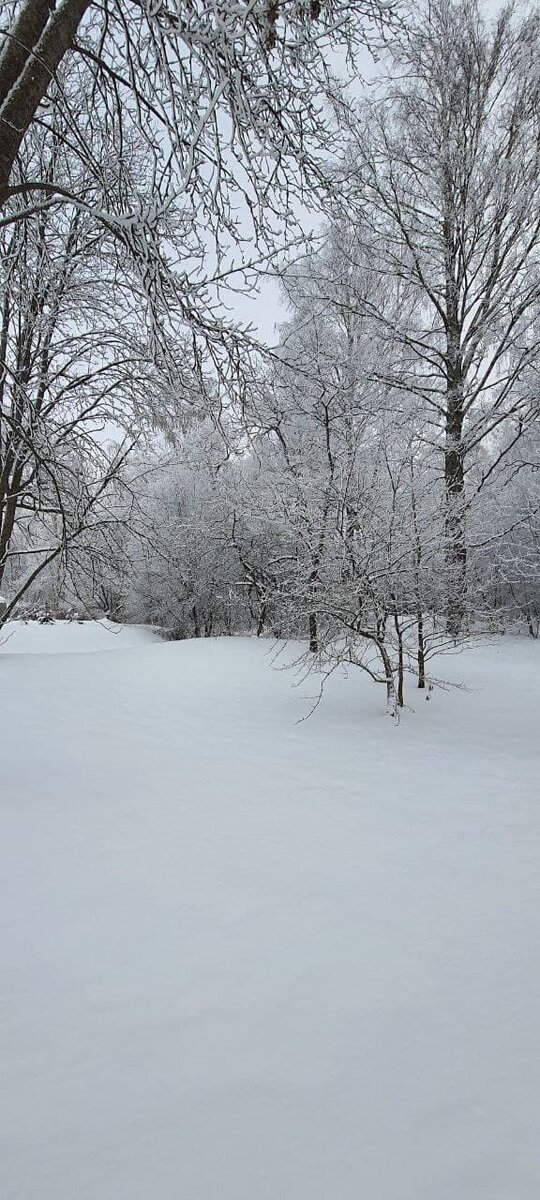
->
0;1;395;217
0;0;400;460
341;0;540;634
0;114;177;621
241;228;438;713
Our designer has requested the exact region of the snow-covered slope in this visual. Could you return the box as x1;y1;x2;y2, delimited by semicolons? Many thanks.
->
0;617;159;654
1;627;539;1200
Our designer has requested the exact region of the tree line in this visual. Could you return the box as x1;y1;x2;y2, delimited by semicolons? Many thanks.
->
2;0;540;712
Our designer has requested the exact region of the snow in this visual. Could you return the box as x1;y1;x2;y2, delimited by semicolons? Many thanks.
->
1;625;539;1200
0;617;158;655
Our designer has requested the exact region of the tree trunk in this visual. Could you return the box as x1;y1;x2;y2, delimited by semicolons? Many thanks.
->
256;602;267;637
377;638;398;718
0;469;24;590
309;611;318;653
445;397;466;637
442;163;467;639
392;609;404;707
417;611;426;689
0;1;56;108
191;604;200;637
0;0;92;207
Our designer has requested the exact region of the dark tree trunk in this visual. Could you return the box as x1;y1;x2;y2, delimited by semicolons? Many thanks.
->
0;0;91;207
417;611;426;689
256;603;267;637
392;606;404;707
442;165;467;639
191;605;200;637
309;611;318;653
0;0;55;108
445;396;466;637
0;480;22;588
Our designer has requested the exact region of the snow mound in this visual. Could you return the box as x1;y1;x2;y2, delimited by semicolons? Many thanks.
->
0;618;160;655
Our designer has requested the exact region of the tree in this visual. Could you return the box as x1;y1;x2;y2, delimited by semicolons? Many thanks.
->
243;224;446;713
0;1;394;228
0;1;399;550
0;113;174;622
121;428;240;639
341;0;540;634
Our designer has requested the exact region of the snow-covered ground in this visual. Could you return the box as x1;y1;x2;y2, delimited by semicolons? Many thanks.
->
0;616;157;655
1;623;539;1200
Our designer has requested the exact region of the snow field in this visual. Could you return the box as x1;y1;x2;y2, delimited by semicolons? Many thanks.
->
1;626;539;1199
